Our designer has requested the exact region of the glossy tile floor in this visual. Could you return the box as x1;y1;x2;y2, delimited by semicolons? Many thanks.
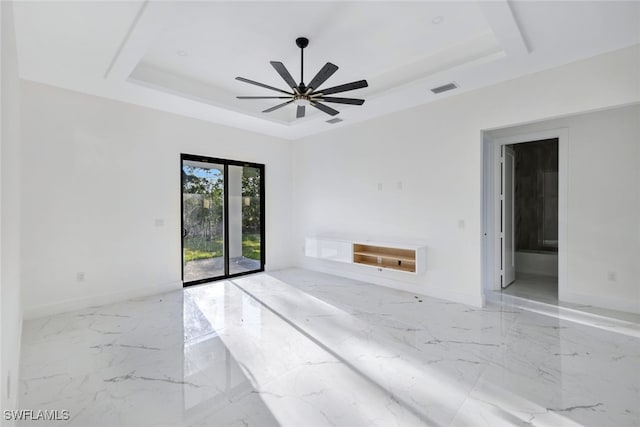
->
498;273;640;326
19;269;640;426
502;273;558;304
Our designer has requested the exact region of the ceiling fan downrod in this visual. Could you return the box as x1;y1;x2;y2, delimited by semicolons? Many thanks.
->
296;37;309;93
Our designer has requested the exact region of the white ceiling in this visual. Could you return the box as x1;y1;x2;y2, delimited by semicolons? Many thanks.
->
13;1;640;140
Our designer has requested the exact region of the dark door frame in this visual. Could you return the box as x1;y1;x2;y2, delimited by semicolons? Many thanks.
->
181;153;266;287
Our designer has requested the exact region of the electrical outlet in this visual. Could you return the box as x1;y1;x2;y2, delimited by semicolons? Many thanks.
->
154;218;164;227
607;271;617;282
77;272;85;282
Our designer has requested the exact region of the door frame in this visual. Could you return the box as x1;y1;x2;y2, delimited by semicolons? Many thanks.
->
481;128;568;298
501;144;516;289
180;153;266;287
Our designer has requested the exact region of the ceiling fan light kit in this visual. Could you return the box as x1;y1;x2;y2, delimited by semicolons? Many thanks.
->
236;37;368;119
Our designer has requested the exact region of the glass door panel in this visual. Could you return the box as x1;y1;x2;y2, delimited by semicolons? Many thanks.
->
228;165;263;276
182;154;265;286
182;160;225;283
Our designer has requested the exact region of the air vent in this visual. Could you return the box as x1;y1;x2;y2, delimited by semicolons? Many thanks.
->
326;118;343;124
430;82;458;94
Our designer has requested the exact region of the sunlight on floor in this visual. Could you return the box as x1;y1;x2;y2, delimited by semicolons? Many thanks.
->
18;269;640;426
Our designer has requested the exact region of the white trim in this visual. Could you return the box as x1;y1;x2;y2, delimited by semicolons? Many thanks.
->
480;132;496;296
477;0;529;57
560;290;640;315
481;101;640;133
23;280;182;320
487;292;640;338
104;3;178;81
481;128;568;302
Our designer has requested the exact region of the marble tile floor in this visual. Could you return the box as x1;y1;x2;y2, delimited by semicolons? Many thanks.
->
18;269;640;426
488;291;640;340
495;273;640;333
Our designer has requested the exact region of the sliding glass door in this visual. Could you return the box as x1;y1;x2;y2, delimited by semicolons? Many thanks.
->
181;154;265;286
228;164;263;276
181;158;226;282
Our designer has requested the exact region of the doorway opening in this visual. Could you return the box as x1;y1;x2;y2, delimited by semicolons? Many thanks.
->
181;154;265;286
482;128;567;306
501;139;559;304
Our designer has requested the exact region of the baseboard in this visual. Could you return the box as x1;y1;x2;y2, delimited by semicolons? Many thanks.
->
560;289;640;315
1;305;23;425
10;306;24;422
23;280;182;320
487;291;640;338
300;260;483;307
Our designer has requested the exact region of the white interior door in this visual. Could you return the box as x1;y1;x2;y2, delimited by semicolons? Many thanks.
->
502;145;516;288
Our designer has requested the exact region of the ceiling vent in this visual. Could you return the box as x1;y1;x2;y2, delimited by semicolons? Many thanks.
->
430;82;458;94
326;118;343;124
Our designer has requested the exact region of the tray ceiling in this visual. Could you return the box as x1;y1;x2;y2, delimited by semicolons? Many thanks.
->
13;1;640;140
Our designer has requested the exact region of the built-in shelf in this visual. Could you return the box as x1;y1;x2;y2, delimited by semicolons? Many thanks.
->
305;237;426;275
353;244;418;273
352;251;416;262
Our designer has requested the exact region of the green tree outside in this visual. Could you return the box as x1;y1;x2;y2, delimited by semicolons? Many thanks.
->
182;166;261;262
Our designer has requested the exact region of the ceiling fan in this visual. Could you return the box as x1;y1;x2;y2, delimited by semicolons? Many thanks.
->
235;37;368;119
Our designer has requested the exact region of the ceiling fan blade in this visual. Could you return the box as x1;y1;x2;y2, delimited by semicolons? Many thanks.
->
307;62;339;91
270;61;298;90
237;96;292;99
311;101;339;116
262;100;294;113
315;79;368;95
236;77;293;95
317;96;364;105
296;105;306;118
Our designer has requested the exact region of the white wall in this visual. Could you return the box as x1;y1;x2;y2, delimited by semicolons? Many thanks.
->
15;41;640;319
487;105;640;313
1;0;23;421
292;45;640;307
20;81;293;318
